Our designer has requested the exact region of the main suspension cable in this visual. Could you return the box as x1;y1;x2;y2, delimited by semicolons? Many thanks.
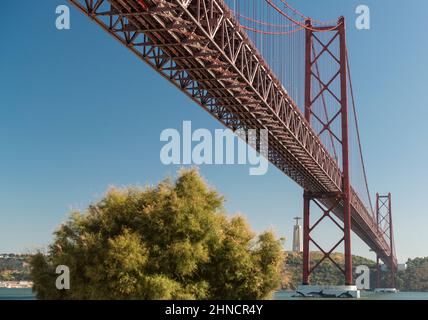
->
265;0;340;32
278;0;338;26
347;47;374;215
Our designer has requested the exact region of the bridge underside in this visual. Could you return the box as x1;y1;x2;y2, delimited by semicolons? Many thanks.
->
68;0;396;270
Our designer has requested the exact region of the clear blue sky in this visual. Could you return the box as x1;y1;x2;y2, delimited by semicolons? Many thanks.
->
1;0;427;263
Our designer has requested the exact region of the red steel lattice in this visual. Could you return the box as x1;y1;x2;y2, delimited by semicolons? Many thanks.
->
302;17;353;285
376;194;397;288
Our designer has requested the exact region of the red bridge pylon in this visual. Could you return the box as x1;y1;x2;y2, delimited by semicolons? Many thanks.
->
376;193;397;288
302;17;353;285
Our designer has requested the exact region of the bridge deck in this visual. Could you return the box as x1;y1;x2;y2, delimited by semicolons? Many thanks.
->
69;0;396;269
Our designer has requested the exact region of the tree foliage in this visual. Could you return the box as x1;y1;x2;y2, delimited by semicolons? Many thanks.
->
30;169;283;300
397;257;428;292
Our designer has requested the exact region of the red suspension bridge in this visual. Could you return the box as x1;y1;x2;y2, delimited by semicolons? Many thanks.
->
68;0;397;289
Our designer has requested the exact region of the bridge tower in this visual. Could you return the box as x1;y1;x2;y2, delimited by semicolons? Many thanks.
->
376;193;396;289
302;17;354;287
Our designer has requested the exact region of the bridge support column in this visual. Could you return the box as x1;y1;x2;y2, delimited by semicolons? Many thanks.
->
302;192;311;285
338;16;353;286
302;17;353;287
376;194;397;289
301;192;352;285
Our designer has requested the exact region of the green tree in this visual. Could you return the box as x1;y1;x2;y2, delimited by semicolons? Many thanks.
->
397;257;428;292
30;169;283;300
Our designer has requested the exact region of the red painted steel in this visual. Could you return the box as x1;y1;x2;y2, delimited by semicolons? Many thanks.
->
376;193;396;288
137;0;148;10
302;17;354;285
67;0;397;285
339;16;353;285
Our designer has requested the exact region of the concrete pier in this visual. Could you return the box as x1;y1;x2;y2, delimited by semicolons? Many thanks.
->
295;285;360;298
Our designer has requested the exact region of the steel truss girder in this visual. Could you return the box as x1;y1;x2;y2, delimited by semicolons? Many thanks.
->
68;0;341;192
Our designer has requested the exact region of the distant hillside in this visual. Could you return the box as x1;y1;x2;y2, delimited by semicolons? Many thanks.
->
3;252;428;292
0;254;32;281
281;251;377;290
281;252;428;292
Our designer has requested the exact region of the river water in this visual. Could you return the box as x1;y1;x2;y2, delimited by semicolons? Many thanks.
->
0;288;35;300
1;288;428;300
274;290;428;300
